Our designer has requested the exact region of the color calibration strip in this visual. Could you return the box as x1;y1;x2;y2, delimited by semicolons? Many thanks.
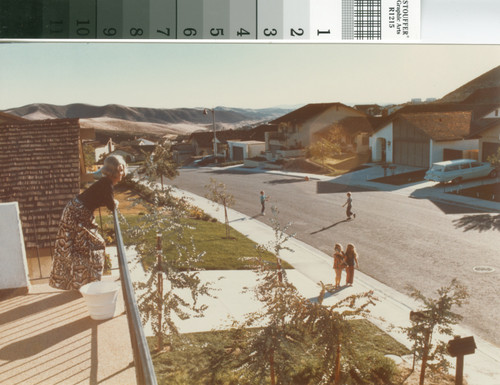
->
0;0;420;41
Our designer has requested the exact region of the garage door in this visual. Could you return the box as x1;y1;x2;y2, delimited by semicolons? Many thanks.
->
393;121;430;168
393;140;430;168
482;142;500;162
233;146;244;161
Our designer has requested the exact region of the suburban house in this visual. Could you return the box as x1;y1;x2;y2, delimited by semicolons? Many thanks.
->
369;103;500;168
188;129;254;159
468;104;500;161
227;140;266;161
225;123;279;161
265;103;367;160
0;117;94;282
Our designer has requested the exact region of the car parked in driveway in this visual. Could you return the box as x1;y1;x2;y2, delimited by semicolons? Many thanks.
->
424;158;497;184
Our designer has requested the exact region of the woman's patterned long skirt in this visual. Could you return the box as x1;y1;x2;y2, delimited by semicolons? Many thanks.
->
49;198;105;290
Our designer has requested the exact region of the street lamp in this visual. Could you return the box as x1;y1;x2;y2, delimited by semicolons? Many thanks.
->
203;108;217;157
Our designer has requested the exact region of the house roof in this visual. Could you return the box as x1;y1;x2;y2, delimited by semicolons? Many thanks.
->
0;111;28;123
394;102;499;118
249;123;279;141
396;112;473;141
270;103;353;125
462;87;500;104
467;117;500;138
373;102;500;135
0;119;81;249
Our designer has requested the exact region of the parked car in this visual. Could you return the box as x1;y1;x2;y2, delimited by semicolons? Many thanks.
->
424;159;497;184
192;154;225;166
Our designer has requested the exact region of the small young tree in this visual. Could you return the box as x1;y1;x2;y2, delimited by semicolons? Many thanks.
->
487;147;500;169
300;284;378;385
235;206;302;385
125;184;212;351
142;140;179;190
308;135;342;166
239;207;381;385
204;177;235;238
83;142;96;171
402;279;469;385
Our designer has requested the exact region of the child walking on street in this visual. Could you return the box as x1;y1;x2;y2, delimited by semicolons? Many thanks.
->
342;192;356;219
260;190;269;215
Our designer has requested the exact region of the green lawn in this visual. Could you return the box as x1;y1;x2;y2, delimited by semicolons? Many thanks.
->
101;213;291;271
148;319;409;385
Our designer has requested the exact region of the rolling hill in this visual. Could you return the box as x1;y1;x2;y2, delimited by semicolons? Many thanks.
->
3;103;294;139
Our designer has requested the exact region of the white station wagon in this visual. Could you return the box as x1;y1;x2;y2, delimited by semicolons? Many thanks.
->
424;159;497;184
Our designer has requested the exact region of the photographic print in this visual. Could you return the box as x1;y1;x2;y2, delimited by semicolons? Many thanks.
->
1;36;499;385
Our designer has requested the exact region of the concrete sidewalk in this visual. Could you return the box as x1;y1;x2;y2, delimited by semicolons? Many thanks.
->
162;172;500;385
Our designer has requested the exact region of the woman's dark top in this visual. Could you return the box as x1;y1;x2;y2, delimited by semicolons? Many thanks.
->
345;251;356;267
77;177;115;212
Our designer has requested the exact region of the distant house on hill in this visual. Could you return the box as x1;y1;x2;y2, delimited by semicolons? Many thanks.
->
266;103;366;160
0;118;94;281
370;103;500;167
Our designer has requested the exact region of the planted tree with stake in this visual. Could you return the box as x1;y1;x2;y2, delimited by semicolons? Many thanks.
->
125;183;212;351
402;279;469;385
205;177;235;239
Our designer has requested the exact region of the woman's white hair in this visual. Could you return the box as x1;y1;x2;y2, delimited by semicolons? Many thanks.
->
101;155;127;177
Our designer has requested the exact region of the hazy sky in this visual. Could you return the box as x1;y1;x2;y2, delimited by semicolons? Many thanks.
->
1;43;499;110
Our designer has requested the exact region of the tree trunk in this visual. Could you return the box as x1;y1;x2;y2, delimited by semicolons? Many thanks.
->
270;349;276;385
223;201;230;238
335;340;341;385
419;330;431;385
156;235;163;351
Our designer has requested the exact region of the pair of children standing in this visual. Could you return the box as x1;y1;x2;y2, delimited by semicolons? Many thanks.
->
332;243;359;288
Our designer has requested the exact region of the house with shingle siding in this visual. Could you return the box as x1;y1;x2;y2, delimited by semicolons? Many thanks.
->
370;103;500;168
0;118;94;281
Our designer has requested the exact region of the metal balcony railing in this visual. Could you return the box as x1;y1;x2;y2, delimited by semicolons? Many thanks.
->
113;209;158;385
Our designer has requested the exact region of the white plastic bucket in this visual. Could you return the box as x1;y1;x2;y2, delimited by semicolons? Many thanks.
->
79;281;120;320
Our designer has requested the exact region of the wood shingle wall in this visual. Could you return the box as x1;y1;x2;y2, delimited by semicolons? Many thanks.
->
0;119;81;249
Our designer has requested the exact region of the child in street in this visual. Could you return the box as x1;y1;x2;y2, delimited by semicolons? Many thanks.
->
260;190;269;215
342;192;356;219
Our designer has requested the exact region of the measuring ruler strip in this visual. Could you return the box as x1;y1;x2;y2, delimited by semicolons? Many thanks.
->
0;0;420;41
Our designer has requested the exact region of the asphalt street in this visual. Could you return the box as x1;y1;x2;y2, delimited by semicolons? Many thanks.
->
169;166;500;347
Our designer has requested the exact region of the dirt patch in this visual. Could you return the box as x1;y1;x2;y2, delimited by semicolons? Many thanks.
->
448;182;500;202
